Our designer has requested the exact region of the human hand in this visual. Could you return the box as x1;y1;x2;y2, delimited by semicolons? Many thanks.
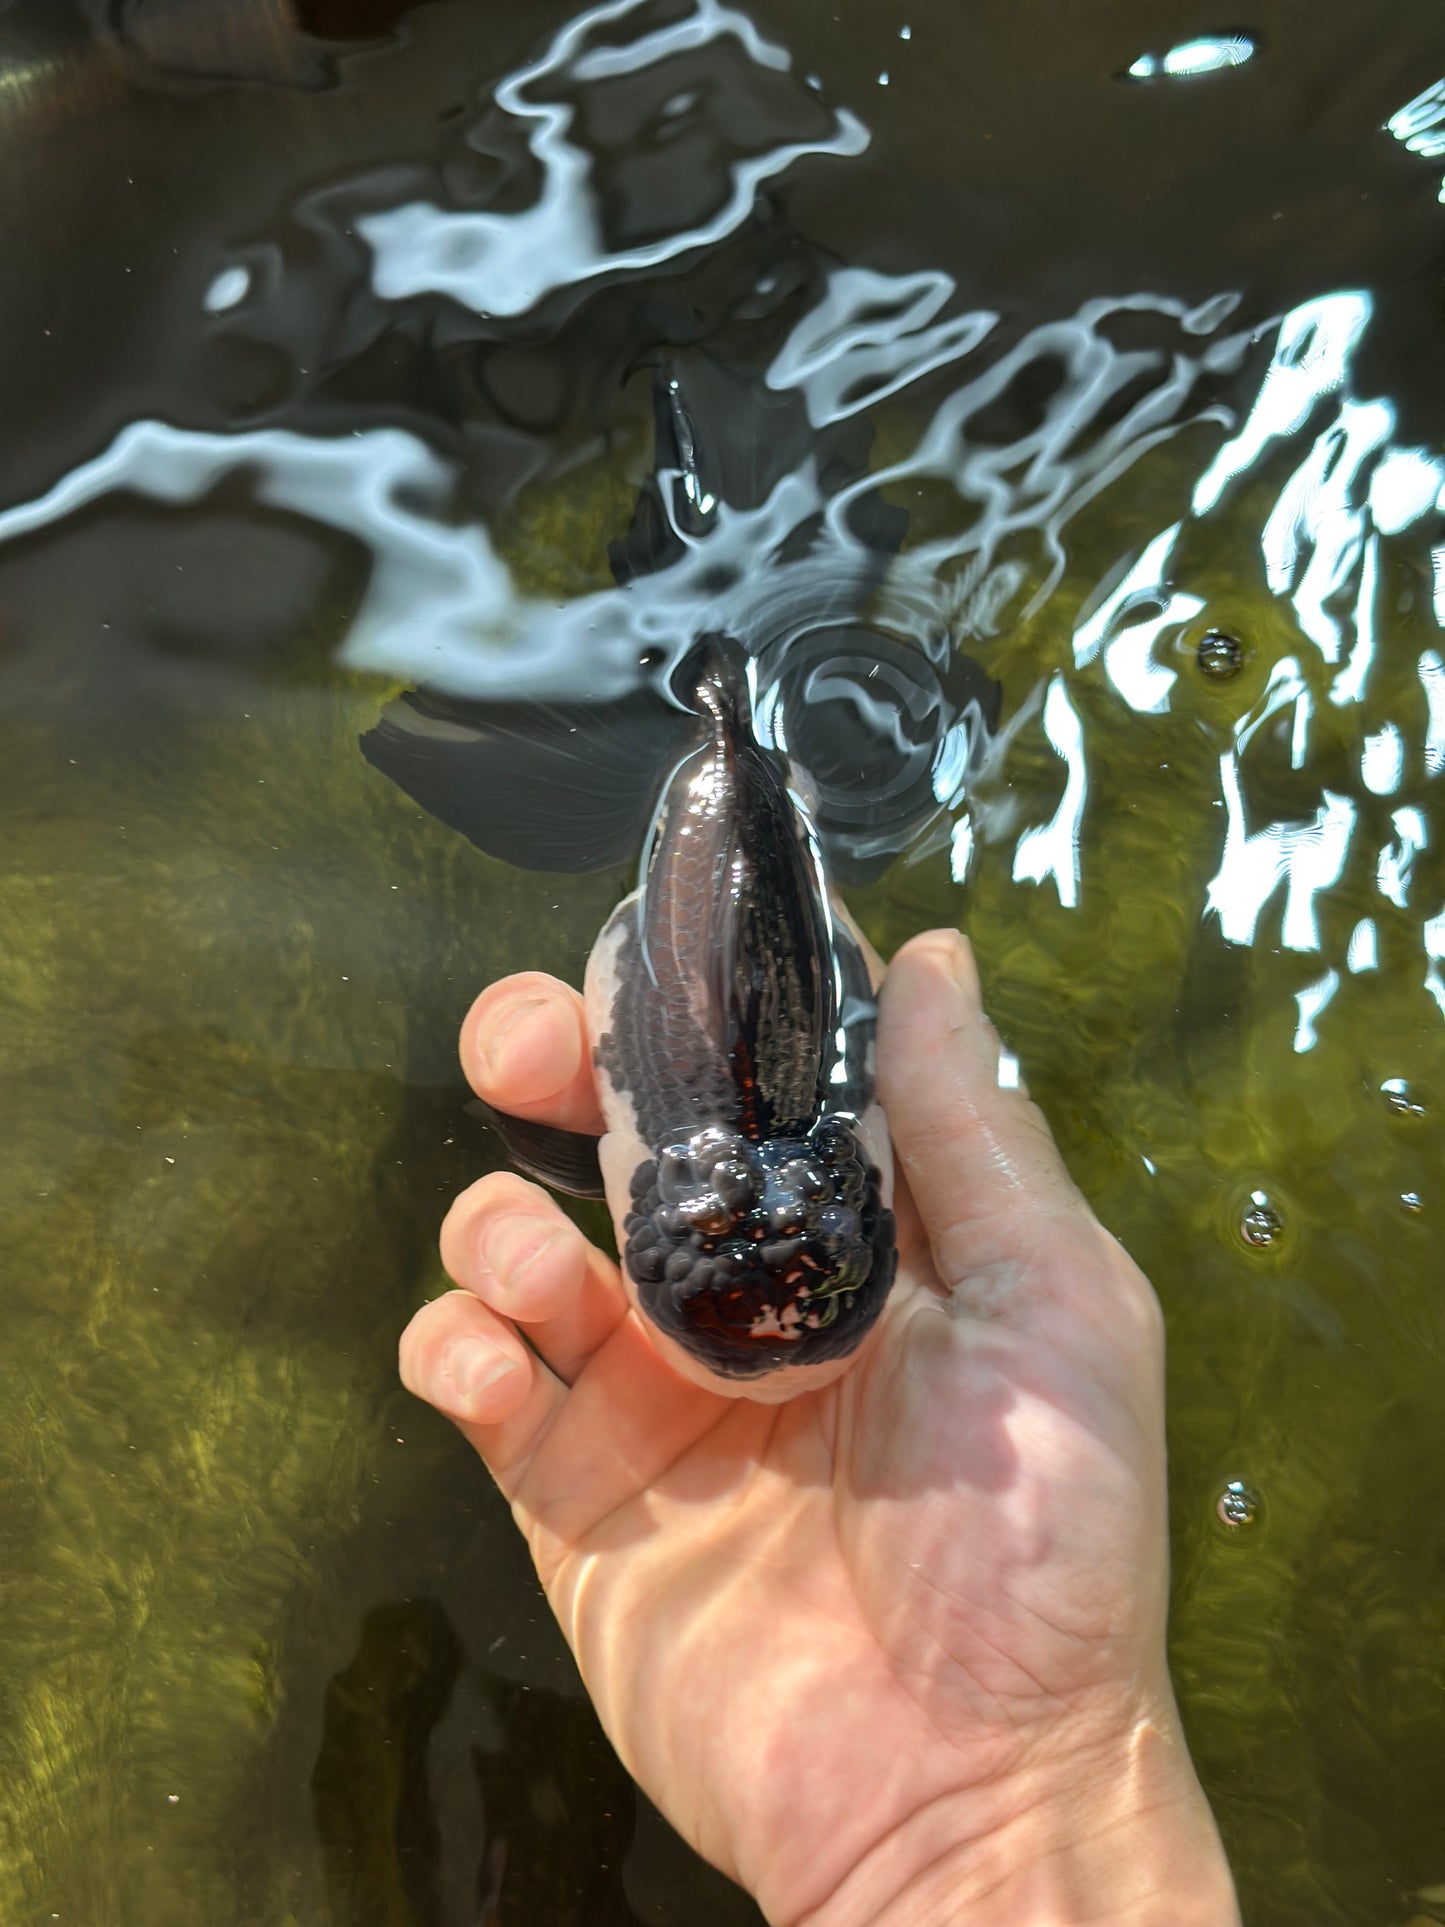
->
400;930;1239;1926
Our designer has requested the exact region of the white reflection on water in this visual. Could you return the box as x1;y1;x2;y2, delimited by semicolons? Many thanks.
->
1377;807;1428;910
1388;76;1445;202
1194;294;1370;515
1203;292;1443;712
202;265;251;314
1329;532;1379;708
1361;724;1404;795
1012;678;1087;909
849;288;1243;626
1236;656;1307;756
1370;446;1444;531
1089;270;1445;1040
766;268;995;426
1293;969;1340;1053
1126;36;1257;82
1426;909;1445;1014
1262;397;1391;664
1348;919;1379;973
0;421;542;686
358;0;866;318
0;0;1439;1008
1071;522;1204;713
1209;751;1355;951
949;815;974;884
1069;290;1440;738
0;275;1240;734
1421;650;1445;774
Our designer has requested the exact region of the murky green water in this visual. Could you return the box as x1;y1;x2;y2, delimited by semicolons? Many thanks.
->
3;2;1445;1923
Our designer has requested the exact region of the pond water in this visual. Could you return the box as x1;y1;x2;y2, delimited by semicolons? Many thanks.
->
3;1;1445;1922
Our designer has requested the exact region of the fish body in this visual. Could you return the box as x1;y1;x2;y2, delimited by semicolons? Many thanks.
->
585;643;896;1398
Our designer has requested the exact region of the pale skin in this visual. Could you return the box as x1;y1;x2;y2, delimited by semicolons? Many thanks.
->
399;930;1241;1926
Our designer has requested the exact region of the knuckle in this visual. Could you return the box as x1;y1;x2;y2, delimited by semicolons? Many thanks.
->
440;1174;567;1279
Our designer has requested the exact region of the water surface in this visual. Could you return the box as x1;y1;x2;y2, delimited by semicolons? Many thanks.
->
3;2;1445;1922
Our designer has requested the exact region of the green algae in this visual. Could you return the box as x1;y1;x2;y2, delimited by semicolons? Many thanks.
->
0;567;631;1924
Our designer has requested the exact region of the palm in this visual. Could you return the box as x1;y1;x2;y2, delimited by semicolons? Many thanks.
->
512;1198;1167;1924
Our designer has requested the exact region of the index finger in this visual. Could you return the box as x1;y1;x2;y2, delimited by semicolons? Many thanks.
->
461;972;605;1135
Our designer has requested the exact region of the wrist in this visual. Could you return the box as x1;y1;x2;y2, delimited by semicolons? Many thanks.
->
794;1705;1238;1927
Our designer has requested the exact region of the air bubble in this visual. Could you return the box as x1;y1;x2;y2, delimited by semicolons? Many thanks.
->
1401;1191;1424;1213
1240;1191;1283;1247
1196;630;1244;679
203;266;250;314
1216;1479;1259;1528
1382;1077;1427;1118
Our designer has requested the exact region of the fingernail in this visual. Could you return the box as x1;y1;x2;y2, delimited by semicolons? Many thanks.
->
479;1213;563;1288
449;1337;523;1410
476;996;545;1082
923;929;969;988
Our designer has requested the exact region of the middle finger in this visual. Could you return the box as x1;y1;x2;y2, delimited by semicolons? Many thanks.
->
440;1170;629;1384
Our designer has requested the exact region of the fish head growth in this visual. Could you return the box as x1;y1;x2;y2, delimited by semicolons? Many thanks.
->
620;1115;896;1381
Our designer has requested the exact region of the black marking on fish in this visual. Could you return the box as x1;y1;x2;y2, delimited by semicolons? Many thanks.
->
593;640;835;1147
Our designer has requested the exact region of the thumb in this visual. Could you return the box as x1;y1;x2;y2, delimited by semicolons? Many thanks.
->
877;930;1092;1289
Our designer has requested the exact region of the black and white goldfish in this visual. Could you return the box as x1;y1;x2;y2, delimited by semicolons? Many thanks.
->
582;637;896;1396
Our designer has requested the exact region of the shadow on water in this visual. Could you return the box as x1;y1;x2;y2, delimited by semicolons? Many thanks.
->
4;1;1445;1923
310;1597;665;1926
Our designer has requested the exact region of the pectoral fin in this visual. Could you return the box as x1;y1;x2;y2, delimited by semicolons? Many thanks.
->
360;686;694;876
464;1099;607;1200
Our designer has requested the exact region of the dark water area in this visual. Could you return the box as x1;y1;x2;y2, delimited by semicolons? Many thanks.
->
3;1;1445;1922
